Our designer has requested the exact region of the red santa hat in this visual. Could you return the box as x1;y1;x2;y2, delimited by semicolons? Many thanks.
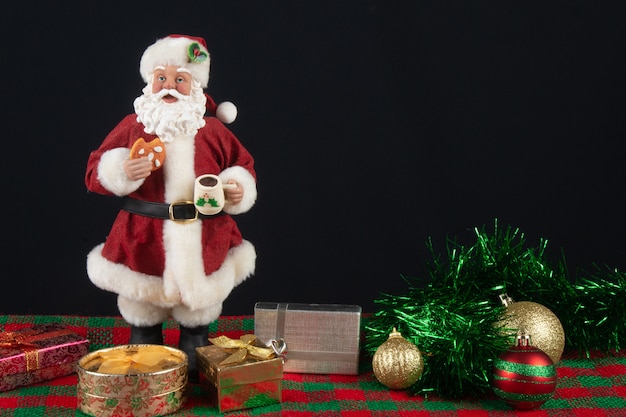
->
140;34;237;123
140;34;212;86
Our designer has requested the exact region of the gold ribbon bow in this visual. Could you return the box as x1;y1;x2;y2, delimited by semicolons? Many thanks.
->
0;328;73;372
208;334;277;366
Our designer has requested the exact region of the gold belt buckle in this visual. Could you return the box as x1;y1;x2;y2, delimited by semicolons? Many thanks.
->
168;200;198;223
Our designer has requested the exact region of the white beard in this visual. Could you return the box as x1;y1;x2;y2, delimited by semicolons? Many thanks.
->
134;81;207;142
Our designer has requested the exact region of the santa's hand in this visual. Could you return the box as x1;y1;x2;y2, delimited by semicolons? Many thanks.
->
224;180;243;204
123;157;153;181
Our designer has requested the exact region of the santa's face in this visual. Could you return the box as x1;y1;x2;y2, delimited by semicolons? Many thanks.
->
152;65;192;102
133;68;207;142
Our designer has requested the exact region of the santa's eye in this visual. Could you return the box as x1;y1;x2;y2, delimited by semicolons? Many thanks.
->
157;75;166;82
176;76;186;83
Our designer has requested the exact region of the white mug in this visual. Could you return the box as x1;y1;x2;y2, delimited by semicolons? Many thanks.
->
193;174;235;215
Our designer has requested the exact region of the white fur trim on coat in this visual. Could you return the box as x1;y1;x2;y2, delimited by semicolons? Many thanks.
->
98;148;144;196
118;296;170;327
86;239;256;310
172;304;223;328
220;166;257;215
116;296;223;328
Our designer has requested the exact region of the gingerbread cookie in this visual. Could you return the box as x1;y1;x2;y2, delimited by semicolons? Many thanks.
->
130;137;166;170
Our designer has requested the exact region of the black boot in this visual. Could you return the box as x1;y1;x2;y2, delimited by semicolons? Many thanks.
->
129;324;163;345
179;324;209;383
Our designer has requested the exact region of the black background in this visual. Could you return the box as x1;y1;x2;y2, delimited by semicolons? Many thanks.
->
3;1;624;317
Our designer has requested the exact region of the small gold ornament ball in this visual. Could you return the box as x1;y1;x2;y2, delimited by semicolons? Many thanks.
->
372;328;424;389
500;301;565;364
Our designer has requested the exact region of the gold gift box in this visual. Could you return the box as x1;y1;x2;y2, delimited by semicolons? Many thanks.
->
76;344;187;417
254;302;362;375
196;341;283;413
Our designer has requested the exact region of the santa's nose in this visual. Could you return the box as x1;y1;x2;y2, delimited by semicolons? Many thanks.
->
163;78;175;89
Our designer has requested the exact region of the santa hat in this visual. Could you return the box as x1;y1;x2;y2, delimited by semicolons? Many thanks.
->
140;34;211;87
140;34;237;123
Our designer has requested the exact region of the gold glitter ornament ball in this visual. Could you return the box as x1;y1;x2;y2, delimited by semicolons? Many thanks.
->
500;298;565;364
372;328;424;389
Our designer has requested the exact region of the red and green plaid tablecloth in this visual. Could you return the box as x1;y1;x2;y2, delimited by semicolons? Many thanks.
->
1;315;625;417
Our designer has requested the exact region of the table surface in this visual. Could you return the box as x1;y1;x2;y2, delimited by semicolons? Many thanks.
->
1;314;625;417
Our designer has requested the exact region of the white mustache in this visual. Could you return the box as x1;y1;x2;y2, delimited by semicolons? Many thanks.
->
156;89;187;100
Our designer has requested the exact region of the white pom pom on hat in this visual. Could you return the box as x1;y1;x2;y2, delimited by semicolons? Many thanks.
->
205;94;238;124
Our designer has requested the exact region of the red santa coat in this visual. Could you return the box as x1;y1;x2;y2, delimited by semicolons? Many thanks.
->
85;114;256;313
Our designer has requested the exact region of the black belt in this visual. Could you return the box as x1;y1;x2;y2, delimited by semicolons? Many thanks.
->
122;197;223;223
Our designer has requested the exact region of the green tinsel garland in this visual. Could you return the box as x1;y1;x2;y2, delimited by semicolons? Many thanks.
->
365;220;625;399
569;264;625;355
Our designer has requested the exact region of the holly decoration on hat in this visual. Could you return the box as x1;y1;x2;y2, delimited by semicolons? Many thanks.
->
492;333;557;410
188;42;208;63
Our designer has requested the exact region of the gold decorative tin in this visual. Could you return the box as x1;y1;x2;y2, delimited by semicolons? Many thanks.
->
76;344;187;417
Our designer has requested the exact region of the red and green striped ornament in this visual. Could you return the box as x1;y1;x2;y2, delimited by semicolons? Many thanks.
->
492;334;557;410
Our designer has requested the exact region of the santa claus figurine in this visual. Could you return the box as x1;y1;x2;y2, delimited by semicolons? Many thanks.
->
85;34;256;381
